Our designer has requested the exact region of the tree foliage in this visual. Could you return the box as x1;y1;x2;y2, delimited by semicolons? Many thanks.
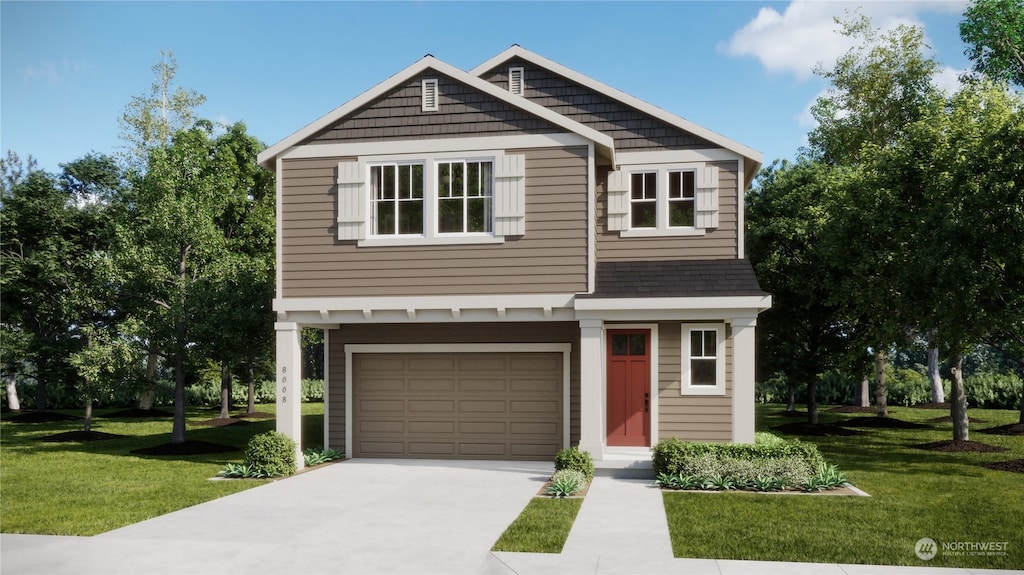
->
960;0;1024;86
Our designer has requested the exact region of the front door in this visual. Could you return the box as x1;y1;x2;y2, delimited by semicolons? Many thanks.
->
606;329;651;447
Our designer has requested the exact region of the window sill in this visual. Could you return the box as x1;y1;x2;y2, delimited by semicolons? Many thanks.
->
680;385;726;396
357;235;505;248
620;227;707;238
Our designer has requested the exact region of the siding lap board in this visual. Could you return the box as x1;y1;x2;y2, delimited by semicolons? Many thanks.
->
280;147;589;297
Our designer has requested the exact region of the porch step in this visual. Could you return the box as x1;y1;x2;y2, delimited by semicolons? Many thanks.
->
594;451;654;479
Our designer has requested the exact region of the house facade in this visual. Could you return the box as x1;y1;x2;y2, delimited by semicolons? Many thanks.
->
257;46;771;465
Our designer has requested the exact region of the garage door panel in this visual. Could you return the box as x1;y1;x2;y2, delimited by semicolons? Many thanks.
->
353;352;563;460
409;378;455;392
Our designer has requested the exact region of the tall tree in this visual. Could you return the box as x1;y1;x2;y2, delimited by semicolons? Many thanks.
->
1;151;38;197
960;0;1024;86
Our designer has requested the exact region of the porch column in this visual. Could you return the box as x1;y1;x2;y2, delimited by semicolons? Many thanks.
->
578;319;605;459
732;317;758;443
275;321;304;469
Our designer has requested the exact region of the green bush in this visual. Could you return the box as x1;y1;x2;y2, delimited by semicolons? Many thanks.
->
886;367;932;406
965;371;1022;410
302;446;345;466
652;433;824;476
244;431;297;477
546;469;587;497
554;446;594;481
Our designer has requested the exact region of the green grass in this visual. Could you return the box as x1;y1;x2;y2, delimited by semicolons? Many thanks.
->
491;497;584;553
664;405;1024;569
0;402;325;535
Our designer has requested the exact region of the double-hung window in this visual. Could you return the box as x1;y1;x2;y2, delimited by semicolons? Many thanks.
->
668;170;696;228
371;163;424;236
681;324;726;395
630;172;657;229
438;160;493;234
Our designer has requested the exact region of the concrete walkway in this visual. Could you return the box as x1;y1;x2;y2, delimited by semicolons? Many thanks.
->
2;462;1021;575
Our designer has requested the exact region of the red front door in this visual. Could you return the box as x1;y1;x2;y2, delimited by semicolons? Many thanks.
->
606;329;651;447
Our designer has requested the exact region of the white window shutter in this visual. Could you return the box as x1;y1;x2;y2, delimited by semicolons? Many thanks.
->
695;164;719;229
336;160;366;240
494;154;526;236
606;169;629;231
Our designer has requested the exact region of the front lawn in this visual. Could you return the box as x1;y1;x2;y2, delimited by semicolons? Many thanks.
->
0;403;324;535
664;405;1024;569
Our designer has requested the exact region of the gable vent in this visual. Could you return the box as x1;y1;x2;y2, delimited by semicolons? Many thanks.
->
508;67;524;95
422;78;438;111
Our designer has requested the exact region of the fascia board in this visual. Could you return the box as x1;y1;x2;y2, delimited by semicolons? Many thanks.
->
258;54;614;170
573;295;772;312
471;46;762;171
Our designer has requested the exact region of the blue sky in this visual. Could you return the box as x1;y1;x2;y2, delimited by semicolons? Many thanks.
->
2;1;972;175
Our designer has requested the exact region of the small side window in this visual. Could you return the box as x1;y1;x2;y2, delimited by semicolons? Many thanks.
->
681;324;726;395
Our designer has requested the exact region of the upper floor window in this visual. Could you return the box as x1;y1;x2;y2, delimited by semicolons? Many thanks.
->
371;163;424;236
668;170;695;228
438;160;493;234
630;172;657;228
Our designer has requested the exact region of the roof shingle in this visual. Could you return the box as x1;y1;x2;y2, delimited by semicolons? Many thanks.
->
578;259;768;299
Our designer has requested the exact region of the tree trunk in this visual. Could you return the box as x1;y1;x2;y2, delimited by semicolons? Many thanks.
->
874;349;888;417
949;350;969;441
34;357;47;411
5;373;21;411
171;350;187;444
246;354;256;415
807;378;819;425
1019;376;1023;425
218;364;232;420
138;350;160;410
83;398;93;433
854;375;870;407
927;334;944;404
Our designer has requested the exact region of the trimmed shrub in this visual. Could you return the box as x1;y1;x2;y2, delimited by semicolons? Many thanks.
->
244;431;297;477
965;371;1022;410
554;446;594;481
546;469;587;497
651;433;823;476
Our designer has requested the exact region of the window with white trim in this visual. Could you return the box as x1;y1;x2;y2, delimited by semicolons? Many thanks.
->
371;163;424;236
681;324;726;395
607;163;719;236
336;151;523;246
438;160;493;234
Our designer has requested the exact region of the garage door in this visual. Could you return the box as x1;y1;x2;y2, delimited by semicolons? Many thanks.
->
352;352;563;460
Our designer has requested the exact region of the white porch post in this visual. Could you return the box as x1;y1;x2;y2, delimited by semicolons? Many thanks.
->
732;317;758;443
275;321;304;469
578;319;605;459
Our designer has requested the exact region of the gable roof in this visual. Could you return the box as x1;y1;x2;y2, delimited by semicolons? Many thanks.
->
471;46;763;187
257;55;615;170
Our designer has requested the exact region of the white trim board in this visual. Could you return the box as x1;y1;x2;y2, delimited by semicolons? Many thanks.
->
280;133;592;162
343;343;573;459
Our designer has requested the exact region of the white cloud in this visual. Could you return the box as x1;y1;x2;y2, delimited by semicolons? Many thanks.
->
22;59;93;88
23;63;60;87
796;87;830;127
932;65;967;94
723;1;967;80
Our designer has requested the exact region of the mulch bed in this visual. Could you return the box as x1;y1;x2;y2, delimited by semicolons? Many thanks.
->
3;411;81;423
911;440;1008;453
981;459;1024;474
37;430;126;442
192;417;253;428
828;406;878;413
104;408;174;419
771;422;867;436
836;417;931;429
910;402;951;410
232;411;275;420
976;423;1024;436
131;440;238;456
926;415;988;424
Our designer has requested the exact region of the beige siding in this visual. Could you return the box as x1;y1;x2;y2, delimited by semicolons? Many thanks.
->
280;146;589;297
596;160;739;261
657;321;733;442
326;322;581;452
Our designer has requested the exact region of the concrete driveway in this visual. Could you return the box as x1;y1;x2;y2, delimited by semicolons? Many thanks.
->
0;459;553;575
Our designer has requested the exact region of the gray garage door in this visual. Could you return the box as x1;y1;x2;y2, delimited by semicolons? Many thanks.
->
352;352;563;460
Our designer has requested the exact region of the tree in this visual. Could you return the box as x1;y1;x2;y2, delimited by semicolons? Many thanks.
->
960;0;1024;86
1;150;38;197
875;79;1024;439
116;122;272;443
747;160;852;424
118;50;206;168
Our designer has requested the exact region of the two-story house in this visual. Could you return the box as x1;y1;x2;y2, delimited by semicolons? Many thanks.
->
257;46;771;467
